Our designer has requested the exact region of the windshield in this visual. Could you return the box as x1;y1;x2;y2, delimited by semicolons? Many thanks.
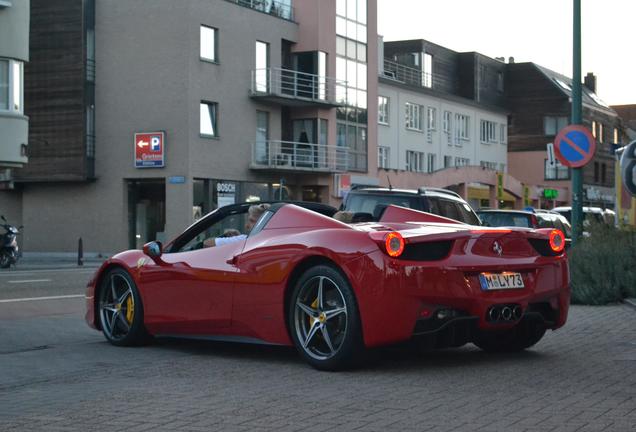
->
344;193;423;220
478;212;532;228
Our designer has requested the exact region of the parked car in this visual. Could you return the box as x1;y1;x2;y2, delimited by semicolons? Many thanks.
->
86;201;569;370
477;209;572;248
552;206;605;226
342;187;481;225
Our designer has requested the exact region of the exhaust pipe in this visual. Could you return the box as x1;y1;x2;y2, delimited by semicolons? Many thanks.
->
488;306;501;322
512;305;522;320
501;306;512;321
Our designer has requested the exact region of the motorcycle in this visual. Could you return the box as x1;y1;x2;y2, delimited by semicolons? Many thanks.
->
0;215;22;268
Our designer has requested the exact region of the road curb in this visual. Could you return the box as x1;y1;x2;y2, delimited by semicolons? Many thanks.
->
625;298;636;311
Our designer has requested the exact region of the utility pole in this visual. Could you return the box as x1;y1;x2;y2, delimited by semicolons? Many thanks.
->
571;0;583;244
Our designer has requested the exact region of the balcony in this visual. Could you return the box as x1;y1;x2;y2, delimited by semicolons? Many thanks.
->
250;68;346;108
382;59;432;89
251;141;348;173
225;0;294;21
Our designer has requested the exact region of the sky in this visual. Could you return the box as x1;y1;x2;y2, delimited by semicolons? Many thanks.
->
377;0;636;106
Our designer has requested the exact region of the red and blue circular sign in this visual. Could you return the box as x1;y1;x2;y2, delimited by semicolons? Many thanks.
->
553;125;596;168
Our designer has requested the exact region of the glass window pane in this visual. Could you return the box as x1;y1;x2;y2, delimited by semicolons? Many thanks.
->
12;61;22;112
200;102;217;136
336;37;346;56
346;39;357;59
347;0;356;20
357;0;367;24
336;16;346;36
357;90;367;109
200;26;216;61
356;42;367;62
0;60;8;110
336;0;346;17
255;41;269;92
336;57;346;82
347;87;357;107
346;19;357;40
357;63;367;90
347;60;357;88
357;23;367;43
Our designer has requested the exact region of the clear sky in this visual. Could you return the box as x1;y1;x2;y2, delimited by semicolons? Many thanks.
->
377;0;636;106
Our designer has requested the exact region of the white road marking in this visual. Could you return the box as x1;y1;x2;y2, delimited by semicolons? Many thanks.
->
8;279;52;284
0;294;85;303
0;268;98;277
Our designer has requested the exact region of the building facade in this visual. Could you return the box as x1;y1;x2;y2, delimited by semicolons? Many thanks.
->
507;65;622;209
0;0;29;170
0;0;378;254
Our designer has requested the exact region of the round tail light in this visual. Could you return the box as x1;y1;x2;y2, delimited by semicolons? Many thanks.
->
549;229;565;253
385;232;405;257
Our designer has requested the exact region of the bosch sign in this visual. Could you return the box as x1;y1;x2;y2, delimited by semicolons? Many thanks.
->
135;132;165;168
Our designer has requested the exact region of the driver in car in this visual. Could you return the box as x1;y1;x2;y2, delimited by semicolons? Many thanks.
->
203;203;270;247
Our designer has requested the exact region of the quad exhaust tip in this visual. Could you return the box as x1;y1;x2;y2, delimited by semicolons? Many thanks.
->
487;304;523;323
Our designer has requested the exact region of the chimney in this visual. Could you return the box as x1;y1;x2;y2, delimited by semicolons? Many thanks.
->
584;72;597;93
508;56;515;64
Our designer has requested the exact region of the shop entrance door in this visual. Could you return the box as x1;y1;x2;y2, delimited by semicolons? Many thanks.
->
127;180;166;249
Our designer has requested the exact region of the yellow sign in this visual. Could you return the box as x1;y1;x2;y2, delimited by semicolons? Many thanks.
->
523;185;530;206
497;172;504;201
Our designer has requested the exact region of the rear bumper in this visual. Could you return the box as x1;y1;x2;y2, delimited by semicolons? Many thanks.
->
346;250;570;348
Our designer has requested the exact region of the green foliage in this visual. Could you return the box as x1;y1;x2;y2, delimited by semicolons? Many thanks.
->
569;224;636;305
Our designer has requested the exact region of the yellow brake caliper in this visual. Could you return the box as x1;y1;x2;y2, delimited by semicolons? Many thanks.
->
125;295;135;324
309;297;319;328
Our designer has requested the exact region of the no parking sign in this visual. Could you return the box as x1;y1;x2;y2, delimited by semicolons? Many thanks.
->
553;125;596;168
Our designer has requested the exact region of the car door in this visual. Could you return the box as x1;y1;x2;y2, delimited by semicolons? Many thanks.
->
139;207;249;335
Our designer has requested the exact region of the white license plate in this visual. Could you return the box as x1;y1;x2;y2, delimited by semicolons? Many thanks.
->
479;272;525;290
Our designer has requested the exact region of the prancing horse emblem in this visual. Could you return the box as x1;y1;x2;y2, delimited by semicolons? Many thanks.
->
492;241;503;256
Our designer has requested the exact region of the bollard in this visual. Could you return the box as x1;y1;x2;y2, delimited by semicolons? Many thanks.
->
78;237;83;266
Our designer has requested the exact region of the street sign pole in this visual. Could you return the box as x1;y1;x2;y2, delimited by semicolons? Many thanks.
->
571;0;583;245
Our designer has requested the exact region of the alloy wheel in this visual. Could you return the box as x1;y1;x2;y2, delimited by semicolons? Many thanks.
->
99;273;135;341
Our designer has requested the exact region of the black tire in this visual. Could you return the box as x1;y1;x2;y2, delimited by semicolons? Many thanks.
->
0;253;10;269
98;268;150;346
288;264;363;371
474;319;546;353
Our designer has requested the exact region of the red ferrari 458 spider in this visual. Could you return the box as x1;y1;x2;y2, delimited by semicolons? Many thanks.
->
86;202;569;370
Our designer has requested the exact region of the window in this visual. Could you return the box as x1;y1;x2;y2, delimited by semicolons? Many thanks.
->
200;101;218;137
405;102;422;131
255;41;269;93
427;107;437;130
200;26;217;62
444;155;453;168
480;120;497;143
544;116;568;135
592;121;597;138
255;111;269;163
545;159;570;180
601;163;607;184
500;124;507;144
598;123;604;143
427;153;436;173
0;59;23;113
378;146;390;169
497;72;504;92
455;157;470;167
406;150;424;172
480;161;498;171
443;111;451;134
423;53;432;88
455;114;470;142
614;127;619;144
378;96;389;124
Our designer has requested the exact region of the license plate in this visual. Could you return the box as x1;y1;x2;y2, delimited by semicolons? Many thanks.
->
479;272;525;290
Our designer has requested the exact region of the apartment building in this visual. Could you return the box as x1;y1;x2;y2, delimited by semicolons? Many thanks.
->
0;0;378;254
507;66;623;209
372;39;520;209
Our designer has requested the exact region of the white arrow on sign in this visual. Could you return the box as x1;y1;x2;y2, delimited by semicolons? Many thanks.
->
546;142;556;167
137;140;149;148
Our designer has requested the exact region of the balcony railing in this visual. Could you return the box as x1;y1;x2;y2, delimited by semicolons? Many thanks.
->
250;68;346;107
382;59;432;89
251;141;348;173
225;0;294;21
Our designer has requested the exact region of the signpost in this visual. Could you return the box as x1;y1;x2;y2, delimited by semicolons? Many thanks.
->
570;0;584;245
546;143;557;168
135;132;165;168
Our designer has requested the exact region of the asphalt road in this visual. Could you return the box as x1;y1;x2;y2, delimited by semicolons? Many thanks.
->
0;267;635;432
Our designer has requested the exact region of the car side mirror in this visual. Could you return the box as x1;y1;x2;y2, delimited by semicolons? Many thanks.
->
143;241;166;265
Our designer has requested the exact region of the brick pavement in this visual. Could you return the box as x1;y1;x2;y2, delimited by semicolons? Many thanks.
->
0;305;635;431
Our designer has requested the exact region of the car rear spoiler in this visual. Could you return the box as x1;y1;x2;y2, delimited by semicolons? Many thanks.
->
378;205;464;225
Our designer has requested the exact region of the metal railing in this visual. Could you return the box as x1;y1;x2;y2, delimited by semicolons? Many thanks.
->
382;59;432;88
225;0;294;21
252;140;348;172
251;67;346;105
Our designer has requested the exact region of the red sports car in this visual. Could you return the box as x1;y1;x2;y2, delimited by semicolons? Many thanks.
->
85;202;569;370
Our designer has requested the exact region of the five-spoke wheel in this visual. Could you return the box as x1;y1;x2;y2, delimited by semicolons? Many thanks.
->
289;265;362;370
98;268;148;346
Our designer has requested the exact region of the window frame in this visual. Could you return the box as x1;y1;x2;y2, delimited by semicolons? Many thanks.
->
378;146;390;169
0;58;23;114
200;100;219;138
378;96;389;125
200;25;218;63
544;158;570;181
405;102;422;131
